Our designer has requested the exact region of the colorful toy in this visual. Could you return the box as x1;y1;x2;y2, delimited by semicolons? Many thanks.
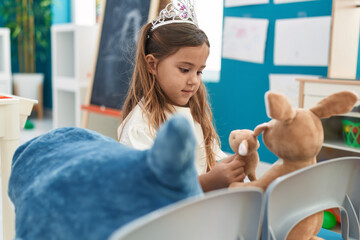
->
230;90;358;240
342;118;360;148
322;211;337;229
229;129;262;181
327;208;341;223
24;119;35;129
8;115;203;239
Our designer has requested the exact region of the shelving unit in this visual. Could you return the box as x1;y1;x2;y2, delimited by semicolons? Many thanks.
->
0;28;12;94
297;78;360;160
323;142;360;154
295;0;360;161
51;24;98;128
322;115;360;154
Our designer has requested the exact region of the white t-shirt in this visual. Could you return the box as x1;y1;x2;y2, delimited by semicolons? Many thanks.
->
117;104;227;175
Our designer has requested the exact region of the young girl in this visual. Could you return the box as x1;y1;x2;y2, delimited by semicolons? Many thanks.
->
118;1;245;192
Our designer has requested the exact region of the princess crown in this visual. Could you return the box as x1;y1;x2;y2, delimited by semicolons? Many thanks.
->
151;0;198;31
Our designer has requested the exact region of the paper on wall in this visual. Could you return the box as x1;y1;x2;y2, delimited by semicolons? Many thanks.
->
274;16;331;66
222;17;269;64
274;0;316;4
225;0;269;7
269;74;319;108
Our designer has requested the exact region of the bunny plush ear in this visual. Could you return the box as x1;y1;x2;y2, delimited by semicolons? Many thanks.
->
265;91;296;121
253;122;269;136
310;91;358;119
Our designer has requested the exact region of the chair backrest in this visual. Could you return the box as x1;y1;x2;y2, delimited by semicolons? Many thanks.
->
262;156;360;240
347;157;360;220
109;187;264;240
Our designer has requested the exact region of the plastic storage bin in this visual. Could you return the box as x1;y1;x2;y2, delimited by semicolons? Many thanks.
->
342;118;360;148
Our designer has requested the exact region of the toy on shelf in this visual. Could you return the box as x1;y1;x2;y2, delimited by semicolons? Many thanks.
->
342;117;360;148
230;90;358;240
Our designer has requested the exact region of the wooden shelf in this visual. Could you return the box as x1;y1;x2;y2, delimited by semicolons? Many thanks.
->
343;112;360;118
323;141;360;154
297;78;360;159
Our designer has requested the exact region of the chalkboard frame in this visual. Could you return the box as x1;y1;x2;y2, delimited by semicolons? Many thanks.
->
82;0;163;127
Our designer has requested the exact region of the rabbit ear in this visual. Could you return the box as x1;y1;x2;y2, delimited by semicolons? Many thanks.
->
265;91;296;121
253;122;269;137
310;91;358;119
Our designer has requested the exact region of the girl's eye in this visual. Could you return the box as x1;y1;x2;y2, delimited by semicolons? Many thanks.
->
179;68;189;73
197;71;203;75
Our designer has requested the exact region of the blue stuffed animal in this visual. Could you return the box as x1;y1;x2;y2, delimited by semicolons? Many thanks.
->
9;115;203;240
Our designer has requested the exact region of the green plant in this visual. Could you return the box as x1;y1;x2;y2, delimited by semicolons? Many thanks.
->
0;0;52;73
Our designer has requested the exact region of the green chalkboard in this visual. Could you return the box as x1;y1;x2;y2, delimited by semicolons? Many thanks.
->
90;0;152;110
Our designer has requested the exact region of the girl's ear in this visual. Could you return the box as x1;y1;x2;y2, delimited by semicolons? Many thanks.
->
145;54;158;75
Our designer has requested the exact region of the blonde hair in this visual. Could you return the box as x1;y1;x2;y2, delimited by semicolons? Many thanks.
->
120;22;220;170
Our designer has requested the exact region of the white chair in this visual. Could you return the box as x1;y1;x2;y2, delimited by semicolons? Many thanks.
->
261;156;360;240
346;157;360;220
109;187;264;240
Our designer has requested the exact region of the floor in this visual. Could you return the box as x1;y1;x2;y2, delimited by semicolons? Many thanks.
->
19;114;54;145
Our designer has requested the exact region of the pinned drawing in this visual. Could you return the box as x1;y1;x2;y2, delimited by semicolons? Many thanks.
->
222;17;269;64
273;16;331;66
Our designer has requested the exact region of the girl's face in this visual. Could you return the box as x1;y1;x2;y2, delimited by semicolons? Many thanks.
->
146;43;209;107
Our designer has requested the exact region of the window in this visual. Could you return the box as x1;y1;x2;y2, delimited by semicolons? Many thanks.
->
195;0;223;82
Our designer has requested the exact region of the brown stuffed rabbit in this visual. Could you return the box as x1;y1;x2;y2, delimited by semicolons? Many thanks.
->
229;129;262;181
231;90;358;240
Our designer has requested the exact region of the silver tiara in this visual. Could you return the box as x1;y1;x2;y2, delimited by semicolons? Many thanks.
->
151;0;198;31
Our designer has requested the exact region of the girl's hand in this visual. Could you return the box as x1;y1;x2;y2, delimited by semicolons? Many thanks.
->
199;154;246;192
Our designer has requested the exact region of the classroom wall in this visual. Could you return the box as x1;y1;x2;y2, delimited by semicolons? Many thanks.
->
206;0;334;163
3;1;357;162
52;0;71;25
358;45;360;79
50;0;358;163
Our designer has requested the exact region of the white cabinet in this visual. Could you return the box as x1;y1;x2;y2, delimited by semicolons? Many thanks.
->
0;28;12;94
51;24;98;128
297;78;360;159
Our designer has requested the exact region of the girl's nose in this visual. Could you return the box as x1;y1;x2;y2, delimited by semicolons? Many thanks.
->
187;72;199;85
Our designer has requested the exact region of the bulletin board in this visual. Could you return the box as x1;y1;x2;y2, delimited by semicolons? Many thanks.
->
205;0;333;163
